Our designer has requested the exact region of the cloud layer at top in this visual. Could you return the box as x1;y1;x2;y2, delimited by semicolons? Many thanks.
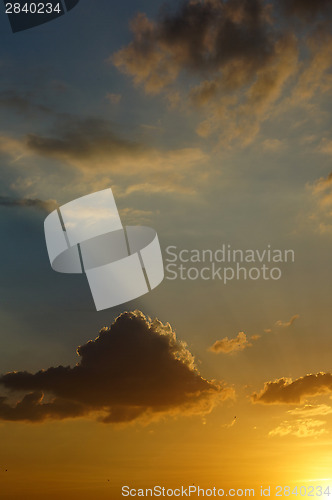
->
112;0;332;145
0;311;232;424
113;0;281;95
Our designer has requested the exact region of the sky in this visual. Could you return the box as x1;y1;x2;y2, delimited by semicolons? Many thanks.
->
1;0;332;498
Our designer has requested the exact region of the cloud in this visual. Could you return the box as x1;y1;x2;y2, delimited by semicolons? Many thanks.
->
0;90;51;116
25;117;145;167
252;373;332;404
261;139;285;152
0;135;30;162
113;0;278;95
290;30;332;104
269;418;327;438
0;196;57;213
275;314;299;328
0;92;205;195
308;172;332;234
318;139;332;156
288;404;332;417
310;173;332;201
112;0;301;145
0;112;208;196
279;0;332;20
0;311;233;424
112;0;332;146
268;403;332;439
0;392;84;422
195;32;298;146
119;207;156;225
209;331;251;354
0;114;208;197
0;91;185;180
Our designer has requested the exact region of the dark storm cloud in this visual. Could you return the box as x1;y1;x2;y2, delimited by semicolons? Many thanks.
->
113;0;332;95
0;311;232;424
113;0;278;95
252;372;332;404
0;196;56;213
158;0;274;71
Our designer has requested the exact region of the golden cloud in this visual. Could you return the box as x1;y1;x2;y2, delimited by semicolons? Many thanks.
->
275;314;299;328
252;373;332;404
269;418;327;438
208;331;251;354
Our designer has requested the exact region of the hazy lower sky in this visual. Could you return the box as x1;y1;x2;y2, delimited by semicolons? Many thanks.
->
1;1;332;498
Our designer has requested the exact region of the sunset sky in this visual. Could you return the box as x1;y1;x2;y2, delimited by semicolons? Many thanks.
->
1;0;332;498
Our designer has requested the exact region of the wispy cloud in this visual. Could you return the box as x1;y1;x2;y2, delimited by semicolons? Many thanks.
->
261;139;286;152
269;418;327;438
0;196;57;213
275;314;299;328
0;112;208;197
318;139;332;155
0;90;51;116
269;399;332;439
209;314;299;355
288;404;332;417
308;172;332;234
